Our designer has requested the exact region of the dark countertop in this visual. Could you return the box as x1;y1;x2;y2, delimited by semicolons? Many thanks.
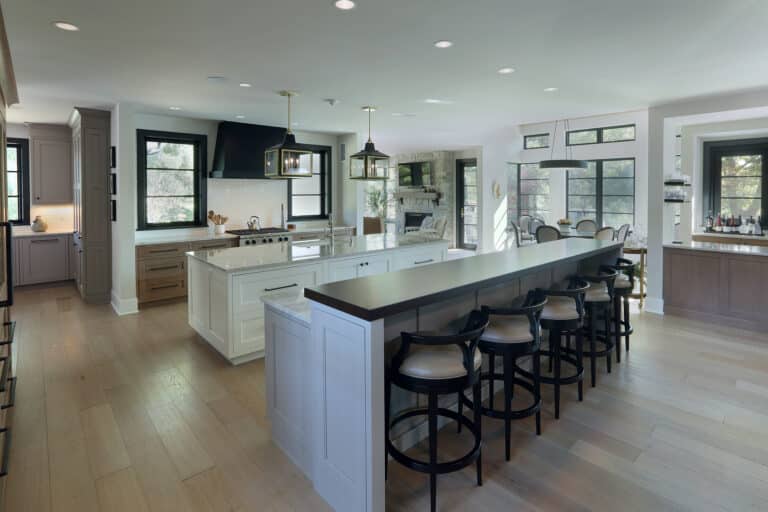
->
304;238;623;321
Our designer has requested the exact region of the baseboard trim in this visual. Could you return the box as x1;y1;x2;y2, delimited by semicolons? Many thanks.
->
111;291;139;316
645;297;664;315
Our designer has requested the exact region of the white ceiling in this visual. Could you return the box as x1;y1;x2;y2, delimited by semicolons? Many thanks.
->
5;0;768;150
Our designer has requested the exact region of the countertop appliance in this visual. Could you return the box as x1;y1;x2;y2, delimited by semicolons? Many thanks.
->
227;228;292;246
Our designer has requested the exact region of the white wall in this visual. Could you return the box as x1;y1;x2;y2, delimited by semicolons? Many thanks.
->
480;130;520;253
517;110;649;234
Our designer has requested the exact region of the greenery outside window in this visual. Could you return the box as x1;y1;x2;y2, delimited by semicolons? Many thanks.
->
567;158;635;227
517;163;550;220
6;138;30;225
287;145;332;221
137;130;207;230
566;124;636;146
524;133;549;149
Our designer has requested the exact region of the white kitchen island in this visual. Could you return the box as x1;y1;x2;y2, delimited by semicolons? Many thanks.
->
186;234;449;364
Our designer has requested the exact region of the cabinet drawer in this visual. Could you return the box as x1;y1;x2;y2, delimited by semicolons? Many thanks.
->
392;246;444;271
190;239;237;251
138;257;185;280
139;277;186;302
233;265;321;315
137;243;189;260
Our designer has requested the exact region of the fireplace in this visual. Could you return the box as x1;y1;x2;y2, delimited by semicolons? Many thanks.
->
405;212;433;229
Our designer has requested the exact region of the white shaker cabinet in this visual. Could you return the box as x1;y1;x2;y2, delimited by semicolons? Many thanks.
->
326;253;390;282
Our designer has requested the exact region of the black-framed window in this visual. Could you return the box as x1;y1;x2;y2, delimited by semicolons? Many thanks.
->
524;133;549;149
287;145;332;221
137;130;207;230
567;158;635;227
566;124;635;146
6;138;30;225
703;139;768;226
517;163;550;220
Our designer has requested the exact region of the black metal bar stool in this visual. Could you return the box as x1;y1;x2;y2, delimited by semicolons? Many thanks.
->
578;267;618;387
385;310;489;512
457;289;547;461
537;277;589;419
611;258;635;362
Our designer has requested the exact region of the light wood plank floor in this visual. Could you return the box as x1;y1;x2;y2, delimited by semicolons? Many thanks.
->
5;282;768;511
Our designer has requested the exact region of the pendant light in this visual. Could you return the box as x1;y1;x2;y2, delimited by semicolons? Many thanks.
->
264;91;313;179
349;106;390;180
539;118;587;170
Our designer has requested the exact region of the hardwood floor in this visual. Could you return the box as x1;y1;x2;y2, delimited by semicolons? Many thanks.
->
5;282;768;511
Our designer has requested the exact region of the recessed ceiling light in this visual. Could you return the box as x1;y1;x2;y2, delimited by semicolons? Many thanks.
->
169;106;182;111
334;0;356;10
543;87;559;92
207;75;227;82
53;21;79;31
497;67;515;75
434;40;453;49
424;98;452;105
235;114;245;119
392;112;416;117
239;82;252;88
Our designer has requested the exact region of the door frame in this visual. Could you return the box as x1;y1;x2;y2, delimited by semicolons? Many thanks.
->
456;158;478;250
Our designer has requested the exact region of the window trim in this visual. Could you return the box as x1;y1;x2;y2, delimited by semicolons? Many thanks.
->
566;124;636;146
287;143;332;221
566;157;635;226
6;138;30;225
703;138;768;227
516;162;551;220
523;133;550;150
136;129;208;231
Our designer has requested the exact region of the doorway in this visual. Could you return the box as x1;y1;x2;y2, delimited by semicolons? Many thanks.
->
456;158;478;250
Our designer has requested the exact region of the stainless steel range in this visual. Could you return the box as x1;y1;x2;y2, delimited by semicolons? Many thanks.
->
227;228;292;246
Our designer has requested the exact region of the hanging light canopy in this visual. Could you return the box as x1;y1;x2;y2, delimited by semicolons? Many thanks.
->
349;106;390;181
265;91;313;179
538;118;588;170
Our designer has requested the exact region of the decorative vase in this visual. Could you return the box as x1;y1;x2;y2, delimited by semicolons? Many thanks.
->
31;216;48;232
214;224;226;234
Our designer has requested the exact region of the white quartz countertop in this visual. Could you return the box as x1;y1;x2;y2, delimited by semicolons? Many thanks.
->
262;293;311;326
186;234;449;272
135;231;238;246
692;231;767;240
664;241;768;257
13;227;74;237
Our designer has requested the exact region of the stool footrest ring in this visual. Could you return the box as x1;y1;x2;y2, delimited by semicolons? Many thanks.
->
460;372;541;420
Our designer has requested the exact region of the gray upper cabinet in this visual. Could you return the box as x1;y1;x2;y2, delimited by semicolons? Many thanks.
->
29;124;72;204
70;108;111;304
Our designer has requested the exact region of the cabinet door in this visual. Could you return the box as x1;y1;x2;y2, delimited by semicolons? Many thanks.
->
32;138;72;204
358;253;389;277
22;236;69;285
326;258;361;283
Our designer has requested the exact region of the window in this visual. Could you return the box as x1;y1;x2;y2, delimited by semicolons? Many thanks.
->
6;138;30;224
287;145;332;220
703;139;768;225
524;133;549;149
137;130;207;230
566;124;636;146
567;158;635;227
517;163;550;220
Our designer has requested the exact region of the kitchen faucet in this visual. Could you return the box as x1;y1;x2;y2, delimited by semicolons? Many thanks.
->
247;216;262;231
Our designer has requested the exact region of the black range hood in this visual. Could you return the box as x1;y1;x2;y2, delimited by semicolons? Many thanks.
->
210;121;286;179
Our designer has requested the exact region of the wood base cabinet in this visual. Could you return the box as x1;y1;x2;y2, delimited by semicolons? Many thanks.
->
13;234;74;286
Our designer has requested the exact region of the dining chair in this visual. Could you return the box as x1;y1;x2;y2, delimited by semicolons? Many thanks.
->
509;222;522;248
519;215;532;236
575;219;598;232
536;225;561;243
595;227;615;240
615;224;631;242
529;218;545;235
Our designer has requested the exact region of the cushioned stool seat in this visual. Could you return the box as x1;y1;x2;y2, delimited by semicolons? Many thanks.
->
614;273;632;289
541;296;579;321
482;315;537;344
585;282;611;302
399;345;482;380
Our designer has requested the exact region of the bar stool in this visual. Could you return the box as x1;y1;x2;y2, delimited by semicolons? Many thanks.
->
385;310;489;512
458;289;547;461
538;277;589;419
579;267;618;387
611;258;635;361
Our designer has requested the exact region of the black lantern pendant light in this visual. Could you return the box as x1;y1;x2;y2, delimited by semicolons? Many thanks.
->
539;118;588;170
265;91;313;179
349;106;390;180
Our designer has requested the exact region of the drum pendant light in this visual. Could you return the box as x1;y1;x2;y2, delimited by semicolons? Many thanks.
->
349;106;390;180
265;91;313;179
539;118;588;170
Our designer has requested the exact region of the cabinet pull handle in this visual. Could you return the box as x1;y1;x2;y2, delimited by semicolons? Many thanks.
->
264;283;298;292
1;377;16;410
149;248;179;254
149;265;179;272
201;244;227;249
414;259;434;265
30;239;59;244
0;427;11;477
150;284;179;291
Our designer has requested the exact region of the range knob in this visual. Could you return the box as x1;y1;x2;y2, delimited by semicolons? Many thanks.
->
268;238;274;243
262;239;268;244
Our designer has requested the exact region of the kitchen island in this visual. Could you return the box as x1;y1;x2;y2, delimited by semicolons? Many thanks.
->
263;238;623;512
186;234;449;363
